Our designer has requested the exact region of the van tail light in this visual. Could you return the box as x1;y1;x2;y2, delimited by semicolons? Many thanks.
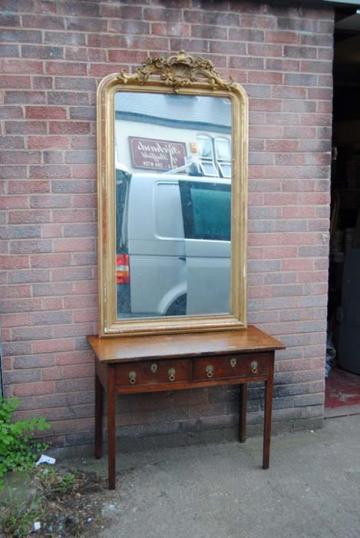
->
116;253;130;285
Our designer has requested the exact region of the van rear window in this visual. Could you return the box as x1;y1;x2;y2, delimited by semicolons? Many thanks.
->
179;181;231;241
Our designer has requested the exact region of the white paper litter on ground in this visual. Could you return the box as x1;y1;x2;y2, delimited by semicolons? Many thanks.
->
33;522;41;531
35;454;56;466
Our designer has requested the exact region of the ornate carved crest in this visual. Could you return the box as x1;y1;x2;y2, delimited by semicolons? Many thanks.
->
117;51;235;91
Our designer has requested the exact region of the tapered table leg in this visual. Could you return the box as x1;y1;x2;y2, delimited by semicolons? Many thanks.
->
107;366;116;489
263;367;274;469
239;383;248;443
95;374;104;459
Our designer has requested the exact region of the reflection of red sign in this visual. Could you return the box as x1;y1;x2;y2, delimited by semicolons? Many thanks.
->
129;137;186;171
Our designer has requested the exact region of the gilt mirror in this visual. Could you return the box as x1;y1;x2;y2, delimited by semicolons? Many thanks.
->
97;52;248;336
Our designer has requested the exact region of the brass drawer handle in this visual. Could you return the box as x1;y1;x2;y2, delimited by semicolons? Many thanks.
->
250;361;258;375
230;358;237;368
206;364;214;378
168;368;176;382
128;371;137;385
150;363;158;373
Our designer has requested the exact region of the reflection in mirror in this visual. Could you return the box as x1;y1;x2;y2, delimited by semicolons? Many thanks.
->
114;92;232;320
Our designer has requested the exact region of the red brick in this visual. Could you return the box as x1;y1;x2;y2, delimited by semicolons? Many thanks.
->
41;223;63;238
46;61;87;76
74;309;97;323
22;14;65;30
144;7;181;22
8;180;50;194
54;77;95;91
9;210;51;224
32;339;74;354
5;91;46;104
40;297;63;310
0;14;20;27
209;41;246;55
10;239;52;254
108;50;149;64
29;164;71;178
5;121;46;134
30;195;71;208
0;58;43;74
25;106;67;119
0;29;42;43
63;295;97;309
28;136;70;149
282;259;315;271
66;17;107;33
2;298;41;313
266;58;300;72
13;381;55;397
52;208;95;223
64;47;88;62
265;140;299;152
88;63;127;78
87;48;107;62
53;237;95;253
248;43;282;57
191;24;226;39
8;268;50;284
32;76;53;89
0;196;28;209
248;71;283;84
0;150;41;165
1;137;26;151
0;106;23;119
30;253;71;268
49;121;90;135
47;92;89;106
61;363;94;378
71;164;96;179
42;366;63;381
70;135;96;150
0;75;31;88
52;322;95;338
2;284;31;299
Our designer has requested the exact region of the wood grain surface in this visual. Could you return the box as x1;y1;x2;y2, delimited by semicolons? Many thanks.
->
88;326;284;363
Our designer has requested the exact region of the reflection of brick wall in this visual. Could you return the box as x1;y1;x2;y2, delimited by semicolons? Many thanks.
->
0;1;333;448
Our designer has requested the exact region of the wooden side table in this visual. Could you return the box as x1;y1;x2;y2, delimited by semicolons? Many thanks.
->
88;326;284;489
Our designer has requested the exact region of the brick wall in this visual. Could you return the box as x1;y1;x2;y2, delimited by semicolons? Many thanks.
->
0;0;334;447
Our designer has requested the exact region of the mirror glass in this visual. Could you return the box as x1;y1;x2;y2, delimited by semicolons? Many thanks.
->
114;91;232;320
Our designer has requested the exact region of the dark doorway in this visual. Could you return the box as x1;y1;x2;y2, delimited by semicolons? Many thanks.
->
326;7;360;416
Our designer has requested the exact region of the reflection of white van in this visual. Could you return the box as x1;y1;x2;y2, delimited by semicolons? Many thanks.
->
116;170;231;318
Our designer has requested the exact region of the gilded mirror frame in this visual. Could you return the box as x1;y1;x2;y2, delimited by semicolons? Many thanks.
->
97;52;248;337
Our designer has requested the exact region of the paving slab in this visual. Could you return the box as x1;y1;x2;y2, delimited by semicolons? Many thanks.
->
69;414;360;538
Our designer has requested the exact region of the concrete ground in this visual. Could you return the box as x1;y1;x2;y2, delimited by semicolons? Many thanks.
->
74;414;360;538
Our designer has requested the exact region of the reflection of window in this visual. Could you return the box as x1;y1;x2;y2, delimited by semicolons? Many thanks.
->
196;135;231;178
215;137;231;178
196;135;218;177
179;181;231;241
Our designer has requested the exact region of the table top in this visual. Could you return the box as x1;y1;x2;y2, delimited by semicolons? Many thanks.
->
88;326;285;363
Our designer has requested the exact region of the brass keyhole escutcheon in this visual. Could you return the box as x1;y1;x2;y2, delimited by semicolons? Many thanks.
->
206;364;214;378
230;358;237;368
168;368;176;382
150;363;158;374
250;361;258;375
129;371;137;385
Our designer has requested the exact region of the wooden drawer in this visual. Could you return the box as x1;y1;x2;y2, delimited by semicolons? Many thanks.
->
192;353;271;381
115;359;191;387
